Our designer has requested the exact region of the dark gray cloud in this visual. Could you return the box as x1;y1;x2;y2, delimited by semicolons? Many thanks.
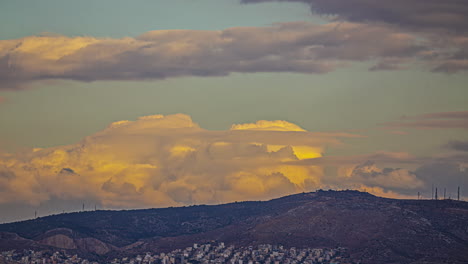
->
446;140;468;152
242;0;468;33
60;168;75;174
369;59;407;71
242;0;468;73
414;162;468;197
413;111;468;119
382;111;468;130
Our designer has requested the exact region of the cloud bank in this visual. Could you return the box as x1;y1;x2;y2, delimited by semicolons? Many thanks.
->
288;149;468;198
382;111;468;130
1;20;465;90
447;140;468;152
0;113;427;208
242;0;468;73
242;0;468;33
0;114;337;207
0;113;466;209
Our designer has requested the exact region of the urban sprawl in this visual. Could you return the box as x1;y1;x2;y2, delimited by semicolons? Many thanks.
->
1;242;355;264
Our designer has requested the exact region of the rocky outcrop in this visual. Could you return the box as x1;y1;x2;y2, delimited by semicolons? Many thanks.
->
39;234;76;249
76;237;113;255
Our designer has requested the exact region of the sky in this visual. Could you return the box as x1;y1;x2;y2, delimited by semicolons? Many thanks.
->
0;0;467;223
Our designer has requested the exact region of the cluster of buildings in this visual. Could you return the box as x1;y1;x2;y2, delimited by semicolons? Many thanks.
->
1;243;352;264
0;250;93;264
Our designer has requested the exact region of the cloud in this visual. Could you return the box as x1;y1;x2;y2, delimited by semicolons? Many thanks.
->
446;140;468;152
2;112;443;208
288;151;425;166
382;111;468;130
347;160;424;189
0;113;346;207
288;148;468;198
0;113;466;207
386;130;409;135
411;111;468;119
369;58;408;71
0;1;466;90
0;22;443;90
414;162;468;197
287;151;427;195
311;160;426;199
242;0;468;73
241;0;468;33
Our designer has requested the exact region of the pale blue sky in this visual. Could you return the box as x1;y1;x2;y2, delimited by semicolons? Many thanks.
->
0;0;315;39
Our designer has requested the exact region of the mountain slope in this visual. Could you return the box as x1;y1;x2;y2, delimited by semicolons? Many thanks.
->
1;190;467;263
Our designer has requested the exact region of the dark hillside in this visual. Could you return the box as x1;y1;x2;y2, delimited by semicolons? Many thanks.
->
1;190;467;263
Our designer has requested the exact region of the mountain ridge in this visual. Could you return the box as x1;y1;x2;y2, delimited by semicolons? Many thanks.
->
1;190;468;263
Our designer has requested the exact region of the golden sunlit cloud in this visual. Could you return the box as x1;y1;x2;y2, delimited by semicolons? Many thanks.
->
0;114;332;207
1;114;454;208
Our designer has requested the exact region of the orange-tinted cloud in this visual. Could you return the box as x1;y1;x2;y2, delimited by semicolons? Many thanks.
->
0;114;337;207
1;114;464;207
